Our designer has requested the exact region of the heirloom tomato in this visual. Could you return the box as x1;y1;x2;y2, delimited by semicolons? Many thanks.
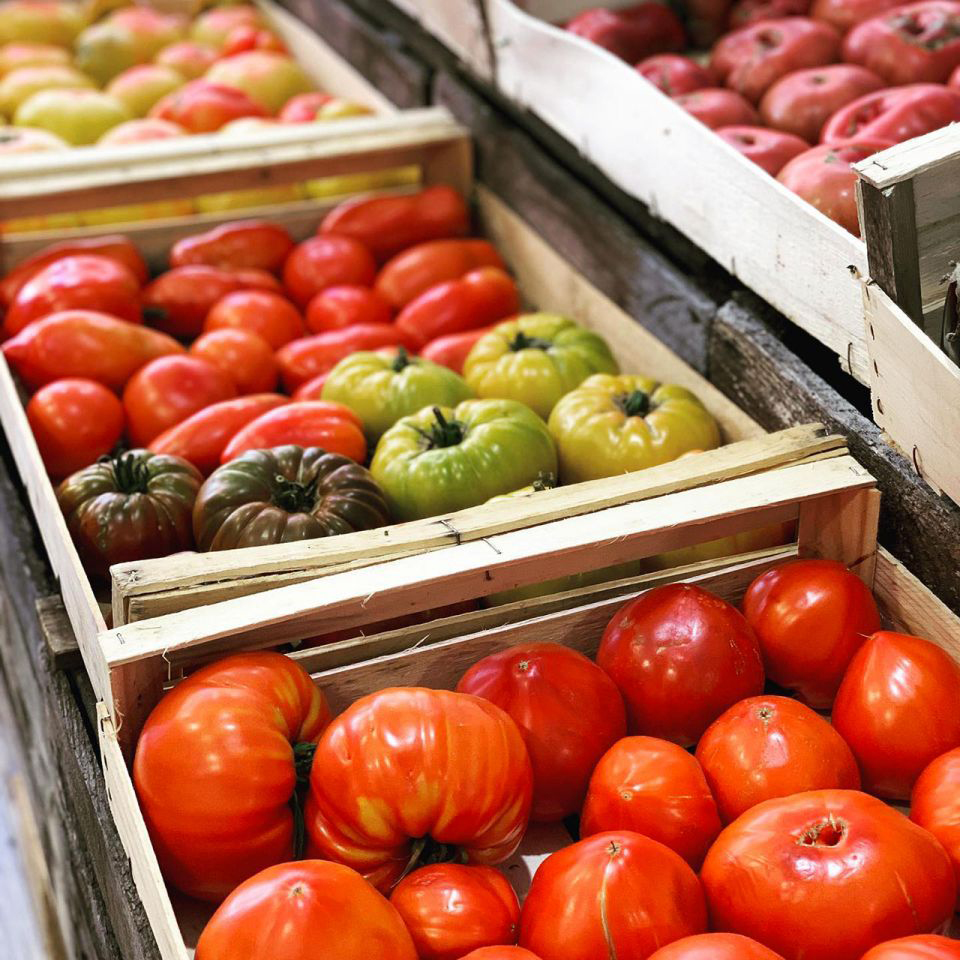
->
861;937;960;959
717;125;809;174
701;790;957;960
729;0;811;27
203;289;304;349
282;234;377;307
636;54;714;95
154;41;218;80
648;934;785;960
519;831;707;960
389;864;520;960
580;736;721;868
833;631;960;799
462;951;543;960
912;748;960;911
421;326;495;374
170;219;293;273
457;643;626;822
221;24;286;56
190;329;278;394
674;87;760;127
565;4;686;62
149;79;266;132
821;85;960;146
305;687;533;891
810;0;902;32
305;285;392;333
370;399;557;522
277;91;332;121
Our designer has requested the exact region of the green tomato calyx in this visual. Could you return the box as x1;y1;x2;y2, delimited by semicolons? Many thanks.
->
107;450;151;495
272;473;319;514
290;740;318;860
509;331;554;352
415;406;465;449
395;835;469;886
618;389;652;418
532;471;558;491
392;346;413;373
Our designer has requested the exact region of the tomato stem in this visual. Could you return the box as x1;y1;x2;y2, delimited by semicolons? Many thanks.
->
509;331;553;352
394;835;468;887
413;407;465;449
392;346;412;373
531;472;557;492
617;390;652;418
272;474;319;513
107;451;151;495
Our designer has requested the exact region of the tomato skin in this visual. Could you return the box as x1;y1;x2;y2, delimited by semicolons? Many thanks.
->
461;951;542;960
389;864;520;960
456;643;626;822
912;749;960;911
519;831;707;960
729;0;811;28
821;85;960;146
27;378;124;479
221;24;286;56
319;186;470;261
860;936;960;960
150;78;266;133
305;285;393;333
170;220;294;273
701;790;957;960
306;688;533;892
580;736;721;868
674;88;760;128
421;326;495;374
648;934;785;960
716;125;809;175
190;329;278;394
278;91;333;122
832;631;960;799
204;289;305;349
811;0;902;32
282;235;377;307
636;54;714;95
565;4;686;62
597;584;765;746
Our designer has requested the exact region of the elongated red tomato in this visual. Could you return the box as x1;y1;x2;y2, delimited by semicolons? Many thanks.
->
911;748;960;911
133;653;332;902
195;860;418;960
860;937;960;960
457;643;626;822
648;934;785;960
306;688;533;892
420;326;495;374
305;285;393;333
580;736;721;869
519;831;707;960
170;219;294;273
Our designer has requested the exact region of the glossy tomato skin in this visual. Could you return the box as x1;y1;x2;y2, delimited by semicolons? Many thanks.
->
150;79;267;133
456;643;626;822
421;326;496;374
716;125;809;175
135;653;332;902
648;934;785;960
821;85;960;146
389;864;520;960
306;688;533;891
580;736;721;868
912;749;960;911
278;91;333;122
832;632;960;799
811;0;902;32
305;285;392;333
860;936;960;960
204;289;304;349
170;220;294;273
742;558;881;707
701;790;957;960
190;329;278;394
566;3;686;62
519;831;707;960
282;235;377;307
674;88;760;128
597;584;765;746
729;0;811;28
635;54;714;95
27;378;124;479
696;696;859;822
461;951;543;960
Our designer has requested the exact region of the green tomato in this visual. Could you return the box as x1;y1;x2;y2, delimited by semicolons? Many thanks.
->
369;398;557;522
463;313;619;420
322;347;473;444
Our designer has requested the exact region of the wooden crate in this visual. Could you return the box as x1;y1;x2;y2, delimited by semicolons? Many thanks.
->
387;0;494;79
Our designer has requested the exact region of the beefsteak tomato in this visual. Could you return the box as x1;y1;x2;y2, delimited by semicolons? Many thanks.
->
821;85;960;146
716;125;810;175
674;88;760;127
860;937;960;960
648;935;785;960
636;54;714;95
565;4;686;62
810;0;902;32
912;748;960;911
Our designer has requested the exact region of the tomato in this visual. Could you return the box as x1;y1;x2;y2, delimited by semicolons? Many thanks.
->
860;937;960;960
912;749;960;911
305;688;533;891
843;2;960;86
717;125;809;175
519;831;707;960
821;85;960;146
711;17;842;103
759;64;884;142
58;450;201;580
421;327;495;375
291;371;330;400
597;584;765;746
701;790;957;960
389;864;520;960
395;267;520;349
149;78;267;132
457;643;626;822
461;951;543;960
370;399;558;522
811;0;902;32
3;309;184;391
729;0;811;26
27;378;124;479
150;394;289;475
221;24;286;56
580;737;721;868
777;139;893;235
134;653;331;901
278;91;333;122
635;54;714;95
203;289;304;349
155;41;218;80
319;186;470;261
673;88;760;127
190;329;278;394
304;285;392;333
170;220;294;274
648;934;785;960
282;235;377;307
565;4;686;62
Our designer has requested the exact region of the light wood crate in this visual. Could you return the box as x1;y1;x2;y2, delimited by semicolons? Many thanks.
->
389;0;494;79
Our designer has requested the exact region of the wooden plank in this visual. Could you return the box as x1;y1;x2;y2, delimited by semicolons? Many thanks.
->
389;0;493;78
797;488;881;587
37;596;84;671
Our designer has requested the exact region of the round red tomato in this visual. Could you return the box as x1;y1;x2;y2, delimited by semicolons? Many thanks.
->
305;285;393;333
648;934;786;960
696;695;860;822
912;748;960;910
810;0;902;32
195;860;417;960
716;125;810;175
283;235;377;307
742;558;881;708
565;4;686;62
133;653;332;901
306;688;533;892
519;831;707;960
389;864;520;960
597;584;765;746
860;937;960;960
673;88;760;128
729;0;811;28
456;643;626;822
204;289;305;349
580;736;721;868
190;328;278;394
635;54;714;95
27;378;124;479
701;790;957;960
461;950;543;960
832;631;960;799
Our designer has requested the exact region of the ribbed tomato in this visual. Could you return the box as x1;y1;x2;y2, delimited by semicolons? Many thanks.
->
460;950;543;960
860;937;960;960
648;934;785;960
911;748;960;910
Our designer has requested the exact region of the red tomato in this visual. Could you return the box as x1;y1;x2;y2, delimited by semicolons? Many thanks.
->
5;254;142;336
701;790;957;960
648;934;786;960
305;285;393;333
912;749;960;912
133;653;332;901
456;643;626;822
843;2;960;86
190;329;278;394
729;0;811;28
821;85;960;146
204;289;305;349
306;688;533;891
742;558;881;707
221;24;286;56
811;0;902;32
389;864;520;960
27;378;124;479
861;937;960;960
420;326;495;375
461;951;543;960
777;139;893;235
673;88;760;128
220;401;366;463
717;125;809;175
291;371;330;400
124;355;237;447
170;220;294;274
234;268;282;292
282;235;377;307
597;584;765;746
278;91;334;122
150;79;267;133
519;831;707;960
696;696;859;822
832;632;960;799
635;54;715;95
580;736;721;868
565;4;686;62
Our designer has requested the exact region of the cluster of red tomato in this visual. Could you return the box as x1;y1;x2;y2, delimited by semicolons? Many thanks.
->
567;0;960;235
132;556;960;960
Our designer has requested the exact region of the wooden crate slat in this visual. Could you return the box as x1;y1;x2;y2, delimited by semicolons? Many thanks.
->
389;0;493;77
